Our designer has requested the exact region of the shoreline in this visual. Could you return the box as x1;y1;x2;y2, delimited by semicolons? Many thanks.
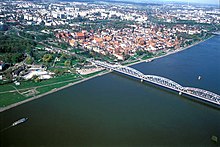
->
0;35;214;113
127;35;214;67
0;71;110;112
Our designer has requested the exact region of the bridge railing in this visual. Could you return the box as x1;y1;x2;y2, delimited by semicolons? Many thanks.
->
91;60;220;106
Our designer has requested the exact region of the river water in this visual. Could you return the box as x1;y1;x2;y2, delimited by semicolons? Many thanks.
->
0;36;220;146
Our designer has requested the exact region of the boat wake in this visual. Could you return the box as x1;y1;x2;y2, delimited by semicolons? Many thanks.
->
0;125;13;133
0;118;28;133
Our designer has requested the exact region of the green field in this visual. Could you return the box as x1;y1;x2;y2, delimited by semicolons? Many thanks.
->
0;74;80;92
0;92;26;107
0;74;82;107
0;70;108;108
141;55;153;60
36;78;81;94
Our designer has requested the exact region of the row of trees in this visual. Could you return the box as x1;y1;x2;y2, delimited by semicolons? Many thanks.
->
0;33;37;63
0;33;35;53
41;53;74;67
0;53;24;64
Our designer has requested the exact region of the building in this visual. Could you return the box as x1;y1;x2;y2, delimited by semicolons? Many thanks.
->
0;61;5;71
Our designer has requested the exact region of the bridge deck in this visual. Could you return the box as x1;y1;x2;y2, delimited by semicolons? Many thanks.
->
91;60;220;107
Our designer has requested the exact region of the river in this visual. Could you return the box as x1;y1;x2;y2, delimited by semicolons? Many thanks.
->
0;36;220;146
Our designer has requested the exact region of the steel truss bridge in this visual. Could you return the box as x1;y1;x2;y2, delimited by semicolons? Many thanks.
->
91;60;220;106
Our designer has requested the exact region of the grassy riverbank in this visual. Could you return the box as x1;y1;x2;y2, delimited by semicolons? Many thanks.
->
0;70;109;112
0;35;215;112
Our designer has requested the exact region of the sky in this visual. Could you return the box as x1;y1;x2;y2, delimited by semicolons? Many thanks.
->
117;0;219;5
163;0;219;5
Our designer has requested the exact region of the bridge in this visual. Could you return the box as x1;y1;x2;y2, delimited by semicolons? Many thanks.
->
91;60;220;107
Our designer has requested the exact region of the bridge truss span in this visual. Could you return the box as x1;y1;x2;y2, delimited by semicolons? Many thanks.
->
184;87;220;104
115;65;145;78
91;60;220;106
144;75;184;91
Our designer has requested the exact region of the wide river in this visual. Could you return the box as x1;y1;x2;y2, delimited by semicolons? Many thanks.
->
0;36;220;146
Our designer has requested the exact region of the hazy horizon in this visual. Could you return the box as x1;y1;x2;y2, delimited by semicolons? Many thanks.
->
164;0;218;5
107;0;219;5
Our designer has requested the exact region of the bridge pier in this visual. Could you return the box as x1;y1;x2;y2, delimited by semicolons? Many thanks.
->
92;60;220;107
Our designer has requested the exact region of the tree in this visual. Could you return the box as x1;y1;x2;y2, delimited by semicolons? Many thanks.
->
64;60;71;67
61;53;69;60
34;77;41;83
5;70;13;82
11;53;23;63
42;54;53;62
53;69;64;75
26;56;33;64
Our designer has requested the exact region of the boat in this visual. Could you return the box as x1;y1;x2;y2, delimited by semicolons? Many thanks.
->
211;135;218;143
198;76;201;80
12;118;28;126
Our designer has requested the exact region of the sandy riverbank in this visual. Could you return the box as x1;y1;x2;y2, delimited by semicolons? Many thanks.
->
0;35;214;112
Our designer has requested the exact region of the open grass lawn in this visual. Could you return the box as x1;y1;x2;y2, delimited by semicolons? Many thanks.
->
0;78;82;107
141;55;153;60
122;60;140;66
0;69;107;107
0;85;16;92
36;78;81;94
82;70;106;78
0;92;26;107
0;74;80;92
36;82;71;94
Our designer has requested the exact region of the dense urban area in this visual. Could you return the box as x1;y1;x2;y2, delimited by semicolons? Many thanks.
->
0;0;220;108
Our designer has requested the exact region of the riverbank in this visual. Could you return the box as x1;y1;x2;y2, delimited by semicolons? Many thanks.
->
0;35;214;112
127;35;215;67
0;70;110;112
